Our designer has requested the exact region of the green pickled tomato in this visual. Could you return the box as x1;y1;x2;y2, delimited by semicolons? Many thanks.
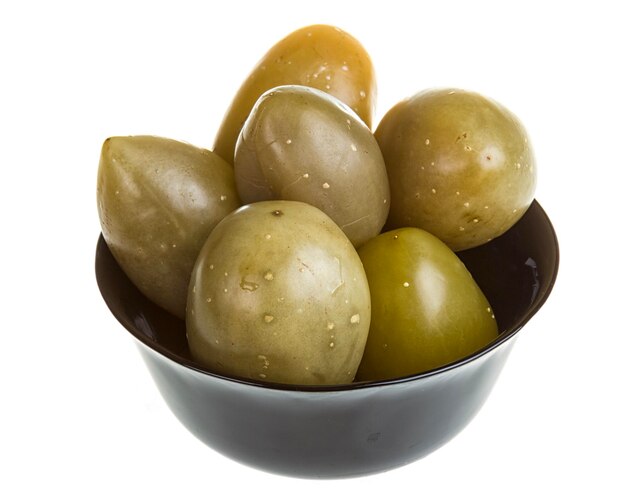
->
356;228;498;382
213;24;376;165
375;88;536;251
186;200;371;386
97;136;240;318
234;85;389;248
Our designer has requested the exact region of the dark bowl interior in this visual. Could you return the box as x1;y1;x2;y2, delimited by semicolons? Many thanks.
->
95;200;558;478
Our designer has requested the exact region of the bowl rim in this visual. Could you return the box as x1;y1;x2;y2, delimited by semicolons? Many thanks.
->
96;199;559;393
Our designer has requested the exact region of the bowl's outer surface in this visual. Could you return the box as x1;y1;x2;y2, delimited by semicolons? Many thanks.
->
138;337;516;478
95;200;558;478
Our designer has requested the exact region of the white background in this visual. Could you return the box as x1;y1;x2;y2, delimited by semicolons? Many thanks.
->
2;0;624;496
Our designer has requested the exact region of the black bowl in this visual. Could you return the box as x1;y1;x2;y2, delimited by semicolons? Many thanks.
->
95;200;558;479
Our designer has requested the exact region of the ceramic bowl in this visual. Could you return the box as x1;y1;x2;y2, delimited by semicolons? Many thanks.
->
95;199;558;479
